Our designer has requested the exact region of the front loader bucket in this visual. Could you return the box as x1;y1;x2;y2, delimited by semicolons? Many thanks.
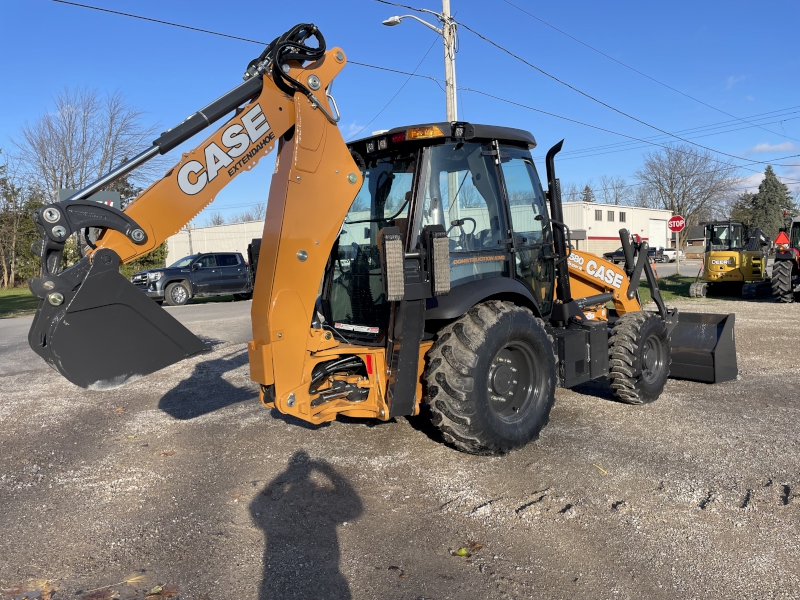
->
669;312;737;383
28;249;208;389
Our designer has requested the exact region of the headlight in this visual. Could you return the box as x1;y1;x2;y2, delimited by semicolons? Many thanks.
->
148;271;163;281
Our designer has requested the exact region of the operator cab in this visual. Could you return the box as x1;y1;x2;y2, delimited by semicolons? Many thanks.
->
321;122;555;344
705;221;744;252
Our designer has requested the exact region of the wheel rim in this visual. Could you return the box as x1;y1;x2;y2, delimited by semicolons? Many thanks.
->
641;333;666;385
172;286;187;304
488;341;541;419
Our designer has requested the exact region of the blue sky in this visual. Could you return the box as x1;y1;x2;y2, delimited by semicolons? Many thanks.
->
2;0;799;223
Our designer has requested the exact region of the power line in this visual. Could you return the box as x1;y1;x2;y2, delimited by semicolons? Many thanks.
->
539;106;800;159
460;88;800;186
50;0;267;44
500;0;800;144
538;114;800;163
456;20;800;168
346;34;440;141
46;0;800;181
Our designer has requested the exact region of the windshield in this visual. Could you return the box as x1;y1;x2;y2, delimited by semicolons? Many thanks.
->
168;255;198;268
792;223;800;249
327;152;416;339
707;224;743;251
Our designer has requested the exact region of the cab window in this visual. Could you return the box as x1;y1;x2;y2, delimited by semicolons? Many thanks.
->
499;148;550;244
195;255;217;268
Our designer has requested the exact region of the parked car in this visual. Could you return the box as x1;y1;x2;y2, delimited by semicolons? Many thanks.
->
661;248;685;262
603;246;667;264
131;251;253;306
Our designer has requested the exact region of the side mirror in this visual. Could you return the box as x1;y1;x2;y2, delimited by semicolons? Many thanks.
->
191;263;200;271
535;214;544;221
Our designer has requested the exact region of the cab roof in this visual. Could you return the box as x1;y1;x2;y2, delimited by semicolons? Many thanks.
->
350;122;537;149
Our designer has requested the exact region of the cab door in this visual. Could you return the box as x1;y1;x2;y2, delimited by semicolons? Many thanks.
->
192;254;219;294
498;146;555;315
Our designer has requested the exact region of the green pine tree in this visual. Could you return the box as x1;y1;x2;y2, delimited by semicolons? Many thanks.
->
729;191;754;227
750;166;793;240
580;185;596;203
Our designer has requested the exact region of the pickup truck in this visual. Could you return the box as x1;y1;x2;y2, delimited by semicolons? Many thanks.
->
603;246;665;264
661;248;685;262
131;251;253;306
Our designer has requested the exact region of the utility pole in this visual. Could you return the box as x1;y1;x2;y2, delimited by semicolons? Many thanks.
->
382;1;459;122
441;0;457;122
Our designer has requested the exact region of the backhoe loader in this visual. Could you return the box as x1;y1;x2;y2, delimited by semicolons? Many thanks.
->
27;24;738;454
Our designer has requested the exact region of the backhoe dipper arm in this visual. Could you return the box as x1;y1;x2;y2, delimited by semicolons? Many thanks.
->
27;24;362;391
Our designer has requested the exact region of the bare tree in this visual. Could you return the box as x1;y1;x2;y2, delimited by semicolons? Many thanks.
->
0;151;45;287
635;144;740;247
12;87;160;202
559;181;583;202
250;202;267;221
205;212;226;227
599;175;633;205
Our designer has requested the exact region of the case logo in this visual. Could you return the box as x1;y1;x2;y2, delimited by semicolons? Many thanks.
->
177;103;275;195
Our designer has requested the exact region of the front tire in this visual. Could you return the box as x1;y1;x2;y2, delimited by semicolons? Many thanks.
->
772;260;794;303
233;292;253;301
425;301;557;455
608;312;670;405
164;282;190;306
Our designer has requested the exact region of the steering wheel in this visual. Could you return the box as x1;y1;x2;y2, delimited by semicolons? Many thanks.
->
447;217;477;237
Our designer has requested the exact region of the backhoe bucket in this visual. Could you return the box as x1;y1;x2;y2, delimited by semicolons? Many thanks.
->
669;312;737;383
28;249;208;389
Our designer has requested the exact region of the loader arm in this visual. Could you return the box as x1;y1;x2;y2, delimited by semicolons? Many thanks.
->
27;24;362;392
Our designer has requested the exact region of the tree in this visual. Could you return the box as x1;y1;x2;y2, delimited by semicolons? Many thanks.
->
0;159;46;288
728;191;754;227
599;175;632;205
580;184;596;203
229;202;267;223
12;87;159;202
205;212;226;227
749;166;794;240
635;144;740;247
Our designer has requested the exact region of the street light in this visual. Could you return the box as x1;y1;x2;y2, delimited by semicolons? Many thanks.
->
382;1;457;122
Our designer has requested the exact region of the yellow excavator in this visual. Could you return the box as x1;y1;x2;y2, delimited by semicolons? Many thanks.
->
27;24;737;454
689;221;771;299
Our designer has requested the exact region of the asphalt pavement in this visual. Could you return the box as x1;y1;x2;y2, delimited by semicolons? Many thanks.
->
2;294;799;599
0;301;253;378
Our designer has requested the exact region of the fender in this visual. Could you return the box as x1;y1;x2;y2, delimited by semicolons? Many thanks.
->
424;277;541;320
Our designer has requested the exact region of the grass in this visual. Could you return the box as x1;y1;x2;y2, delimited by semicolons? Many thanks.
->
638;274;695;305
0;287;40;318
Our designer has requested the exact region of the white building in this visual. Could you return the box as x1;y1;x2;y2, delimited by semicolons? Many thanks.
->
165;203;673;265
166;221;265;265
559;202;673;255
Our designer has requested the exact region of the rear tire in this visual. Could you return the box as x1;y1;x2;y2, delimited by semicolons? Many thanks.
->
164;282;190;306
233;292;253;301
772;260;794;303
425;300;556;455
608;312;670;405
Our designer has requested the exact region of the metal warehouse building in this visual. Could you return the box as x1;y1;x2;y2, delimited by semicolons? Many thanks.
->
559;202;673;255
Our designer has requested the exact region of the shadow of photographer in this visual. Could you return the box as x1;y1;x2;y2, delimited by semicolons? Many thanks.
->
251;451;363;600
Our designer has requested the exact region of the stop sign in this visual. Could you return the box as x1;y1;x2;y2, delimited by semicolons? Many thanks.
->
668;215;685;232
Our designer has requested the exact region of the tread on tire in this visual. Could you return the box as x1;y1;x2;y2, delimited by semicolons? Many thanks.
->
608;312;670;405
772;260;794;303
424;300;557;455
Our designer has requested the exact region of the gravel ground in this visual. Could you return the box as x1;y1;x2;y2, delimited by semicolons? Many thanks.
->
1;297;798;599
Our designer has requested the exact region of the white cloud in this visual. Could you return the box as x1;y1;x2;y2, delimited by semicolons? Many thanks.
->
749;142;796;153
740;172;763;193
746;95;755;101
342;121;366;139
726;75;745;90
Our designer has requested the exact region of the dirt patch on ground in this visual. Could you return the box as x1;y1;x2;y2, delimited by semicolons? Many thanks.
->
1;298;798;599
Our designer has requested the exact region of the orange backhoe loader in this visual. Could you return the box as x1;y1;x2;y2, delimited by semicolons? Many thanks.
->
27;24;737;454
